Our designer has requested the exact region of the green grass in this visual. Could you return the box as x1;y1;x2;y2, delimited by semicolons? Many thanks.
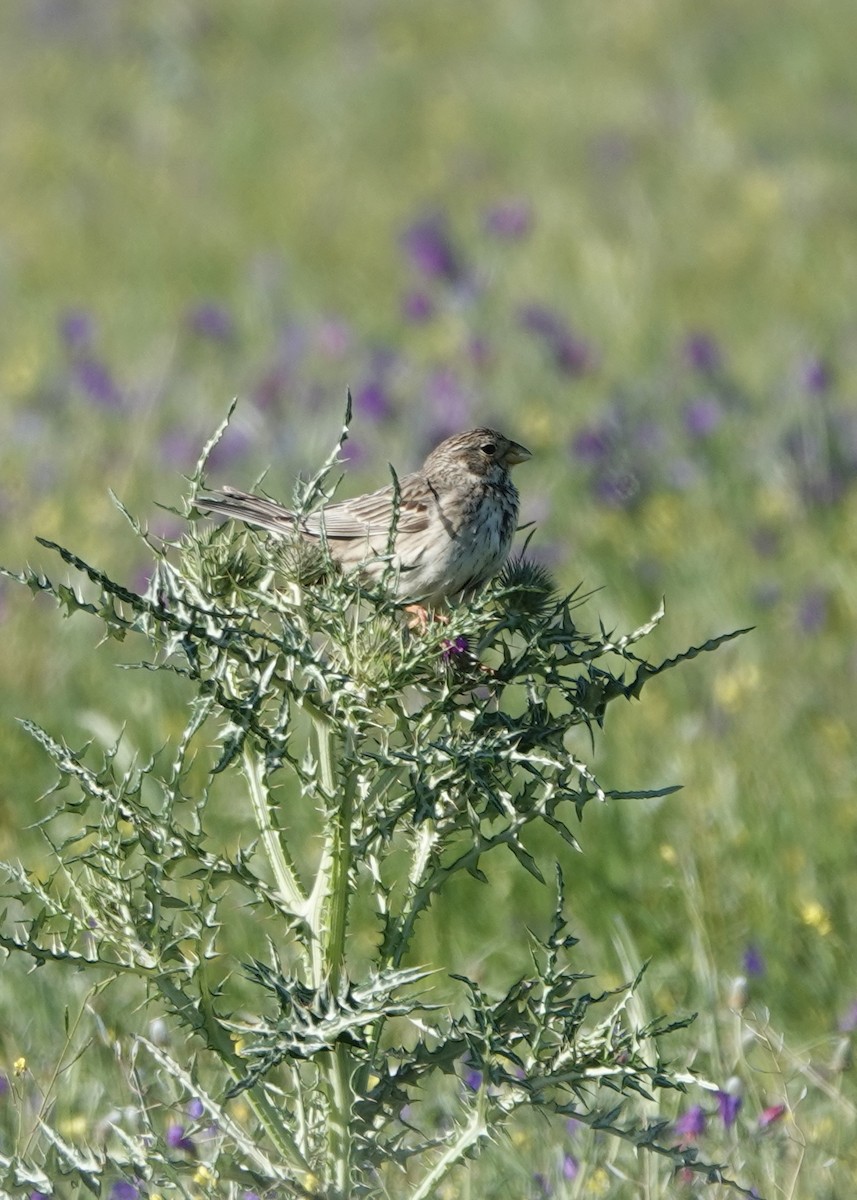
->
2;1;857;1195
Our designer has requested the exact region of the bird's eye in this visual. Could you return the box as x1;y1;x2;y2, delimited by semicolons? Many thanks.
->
480;442;497;456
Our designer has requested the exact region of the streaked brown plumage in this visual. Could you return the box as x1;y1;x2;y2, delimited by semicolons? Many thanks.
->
196;428;531;605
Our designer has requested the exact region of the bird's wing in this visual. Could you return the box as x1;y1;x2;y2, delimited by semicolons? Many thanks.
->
197;487;297;535
301;472;433;540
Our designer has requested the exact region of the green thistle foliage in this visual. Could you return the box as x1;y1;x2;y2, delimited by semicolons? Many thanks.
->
0;416;756;1199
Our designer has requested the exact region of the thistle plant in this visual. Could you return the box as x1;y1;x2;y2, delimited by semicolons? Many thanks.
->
0;406;754;1198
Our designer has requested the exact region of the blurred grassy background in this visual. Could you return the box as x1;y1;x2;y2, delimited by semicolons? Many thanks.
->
3;0;857;1193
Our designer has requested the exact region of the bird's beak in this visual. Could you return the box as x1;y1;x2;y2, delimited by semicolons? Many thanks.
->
502;440;532;467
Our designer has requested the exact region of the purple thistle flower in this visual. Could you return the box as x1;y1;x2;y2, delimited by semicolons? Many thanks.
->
758;1104;786;1129
483;200;533;240
674;1105;706;1140
186;1097;205;1120
716;1090;742;1129
72;358;123;409
683;332;722;373
684;395;723;438
800;357;831;394
354;380;393;423
59;308;95;352
593;470;641;508
109;1183;140;1200
442;635;469;662
187;302;235;342
401;213;462;283
401;290;435;322
165;1123;196;1154
742;943;765;977
464;1068;483;1091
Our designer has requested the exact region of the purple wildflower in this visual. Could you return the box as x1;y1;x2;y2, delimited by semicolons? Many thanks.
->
109;1183;140;1200
186;1097;205;1120
533;1171;552;1197
742;943;765;977
187;302;235;342
206;426;253;471
72;358;123;409
354;380;393;423
464;1068;483;1091
796;587;829;635
684;396;723;438
401;214;462;283
838;1000;857;1032
341;436;368;466
401;291;435;322
483;200;533;240
674;1105;706;1140
800;357;831;394
59;308;95;352
716;1090;742;1129
165;1123;195;1154
562;1153;579;1180
758;1104;786;1129
518;305;592;376
683;333;722;373
553;332;592;376
571;424;612;464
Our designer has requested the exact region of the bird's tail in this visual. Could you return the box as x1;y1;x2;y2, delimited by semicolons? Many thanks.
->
196;486;298;537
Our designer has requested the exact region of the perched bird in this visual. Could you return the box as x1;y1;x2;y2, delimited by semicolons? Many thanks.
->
196;428;531;607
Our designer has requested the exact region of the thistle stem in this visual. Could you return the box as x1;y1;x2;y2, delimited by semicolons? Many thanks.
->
310;711;356;1198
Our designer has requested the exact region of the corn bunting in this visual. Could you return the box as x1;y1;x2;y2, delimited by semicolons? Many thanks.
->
196;428;531;606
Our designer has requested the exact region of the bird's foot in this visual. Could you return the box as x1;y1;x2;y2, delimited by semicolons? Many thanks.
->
404;604;448;632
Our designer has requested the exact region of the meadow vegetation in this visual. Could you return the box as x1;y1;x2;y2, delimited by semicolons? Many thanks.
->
2;2;857;1196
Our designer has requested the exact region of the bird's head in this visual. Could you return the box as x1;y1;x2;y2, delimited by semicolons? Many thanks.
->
424;428;532;483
